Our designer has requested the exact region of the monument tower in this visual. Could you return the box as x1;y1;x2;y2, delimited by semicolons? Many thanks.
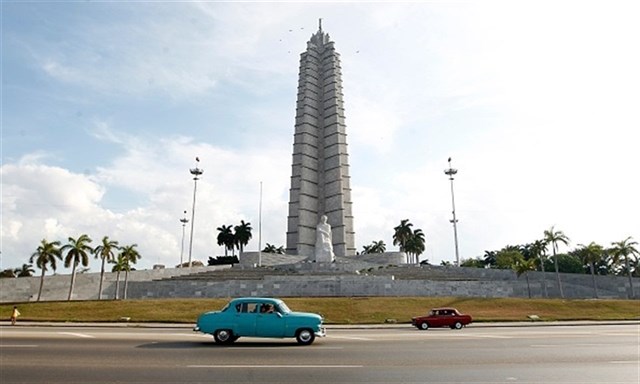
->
286;20;356;258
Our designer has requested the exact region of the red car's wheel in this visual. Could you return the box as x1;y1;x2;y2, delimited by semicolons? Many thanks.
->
453;321;463;330
419;322;429;330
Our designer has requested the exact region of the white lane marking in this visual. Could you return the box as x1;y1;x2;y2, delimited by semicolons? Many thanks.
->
0;344;39;348
188;365;362;368
609;361;638;364
326;335;373;341
58;332;95;338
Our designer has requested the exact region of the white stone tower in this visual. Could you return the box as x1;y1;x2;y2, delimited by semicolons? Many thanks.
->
286;20;356;258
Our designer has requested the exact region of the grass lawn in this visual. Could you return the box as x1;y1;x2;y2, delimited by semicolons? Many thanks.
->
1;297;639;324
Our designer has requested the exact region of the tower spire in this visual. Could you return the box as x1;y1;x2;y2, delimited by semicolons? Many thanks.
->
318;18;322;32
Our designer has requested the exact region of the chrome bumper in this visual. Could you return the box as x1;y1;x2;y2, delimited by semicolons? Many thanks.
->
315;327;327;338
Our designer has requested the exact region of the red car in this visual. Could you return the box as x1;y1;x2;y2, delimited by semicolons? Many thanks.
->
411;307;472;330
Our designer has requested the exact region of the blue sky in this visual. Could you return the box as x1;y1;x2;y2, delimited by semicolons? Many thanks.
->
2;0;639;273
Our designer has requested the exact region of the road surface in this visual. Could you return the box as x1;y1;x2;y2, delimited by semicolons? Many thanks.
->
1;323;638;383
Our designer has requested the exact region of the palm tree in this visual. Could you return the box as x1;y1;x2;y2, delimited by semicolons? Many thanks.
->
216;225;234;257
513;258;536;298
575;242;604;298
61;234;93;301
369;240;386;253
15;263;35;277
529;239;548;298
263;243;278;253
361;244;372;254
276;245;285;255
111;255;127;300
609;237;639;299
405;229;426;264
119;244;141;300
393;219;413;257
93;236;119;300
482;250;497;268
234;220;253;256
543;226;570;298
30;239;62;301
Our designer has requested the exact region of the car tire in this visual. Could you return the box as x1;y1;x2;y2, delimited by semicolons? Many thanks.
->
419;322;429;330
453;322;463;330
214;329;234;344
296;328;315;345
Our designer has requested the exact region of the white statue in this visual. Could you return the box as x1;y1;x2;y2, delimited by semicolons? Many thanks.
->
315;215;335;262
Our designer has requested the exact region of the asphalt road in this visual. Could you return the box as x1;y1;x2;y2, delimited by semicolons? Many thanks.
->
1;324;638;383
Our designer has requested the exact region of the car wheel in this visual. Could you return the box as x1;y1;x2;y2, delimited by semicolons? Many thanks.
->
419;322;429;330
296;328;315;345
453;322;463;330
214;329;234;344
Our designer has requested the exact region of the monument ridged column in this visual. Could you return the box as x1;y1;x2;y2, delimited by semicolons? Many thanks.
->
286;21;355;258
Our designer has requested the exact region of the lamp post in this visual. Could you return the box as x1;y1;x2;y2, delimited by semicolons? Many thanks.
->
258;181;263;267
179;211;188;268
444;157;460;267
188;157;203;269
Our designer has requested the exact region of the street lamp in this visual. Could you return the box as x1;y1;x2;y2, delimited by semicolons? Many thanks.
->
444;157;460;267
188;157;203;269
179;211;188;268
258;181;263;267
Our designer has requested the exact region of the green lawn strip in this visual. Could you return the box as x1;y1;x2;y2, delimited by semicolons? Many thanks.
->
1;297;638;324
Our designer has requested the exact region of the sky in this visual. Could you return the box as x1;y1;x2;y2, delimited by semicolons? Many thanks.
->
2;0;639;274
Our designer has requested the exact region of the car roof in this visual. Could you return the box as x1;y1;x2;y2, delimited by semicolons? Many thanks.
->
431;307;458;311
229;297;283;304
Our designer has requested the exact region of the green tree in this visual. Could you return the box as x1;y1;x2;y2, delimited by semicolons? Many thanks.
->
482;250;497;267
29;239;62;301
513;258;536;298
234;220;253;255
405;229;426;264
521;240;548;297
217;225;234;257
93;236;119;300
263;243;278;253
573;242;604;298
495;246;523;270
0;269;16;278
461;257;485;268
111;255;127;300
609;237;639;299
15;263;35;277
369;240;386;253
543;226;570;298
61;234;93;301
392;219;413;254
362;240;386;254
119;244;141;300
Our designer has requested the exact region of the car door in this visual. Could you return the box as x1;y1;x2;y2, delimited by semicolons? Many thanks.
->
233;301;258;336
431;310;446;327
255;303;286;337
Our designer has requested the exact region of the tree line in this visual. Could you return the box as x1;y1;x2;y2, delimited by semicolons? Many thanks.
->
460;227;639;299
359;219;427;264
1;234;141;301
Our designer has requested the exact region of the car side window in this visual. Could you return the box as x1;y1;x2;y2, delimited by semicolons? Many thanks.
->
235;303;259;313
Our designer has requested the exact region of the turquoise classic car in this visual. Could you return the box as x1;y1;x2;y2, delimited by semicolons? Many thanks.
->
194;297;326;345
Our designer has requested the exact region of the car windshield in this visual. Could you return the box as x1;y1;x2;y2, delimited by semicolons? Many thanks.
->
277;302;291;314
220;303;231;312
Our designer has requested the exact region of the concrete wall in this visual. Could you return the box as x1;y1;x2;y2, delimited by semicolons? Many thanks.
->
2;263;637;302
0;266;218;302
